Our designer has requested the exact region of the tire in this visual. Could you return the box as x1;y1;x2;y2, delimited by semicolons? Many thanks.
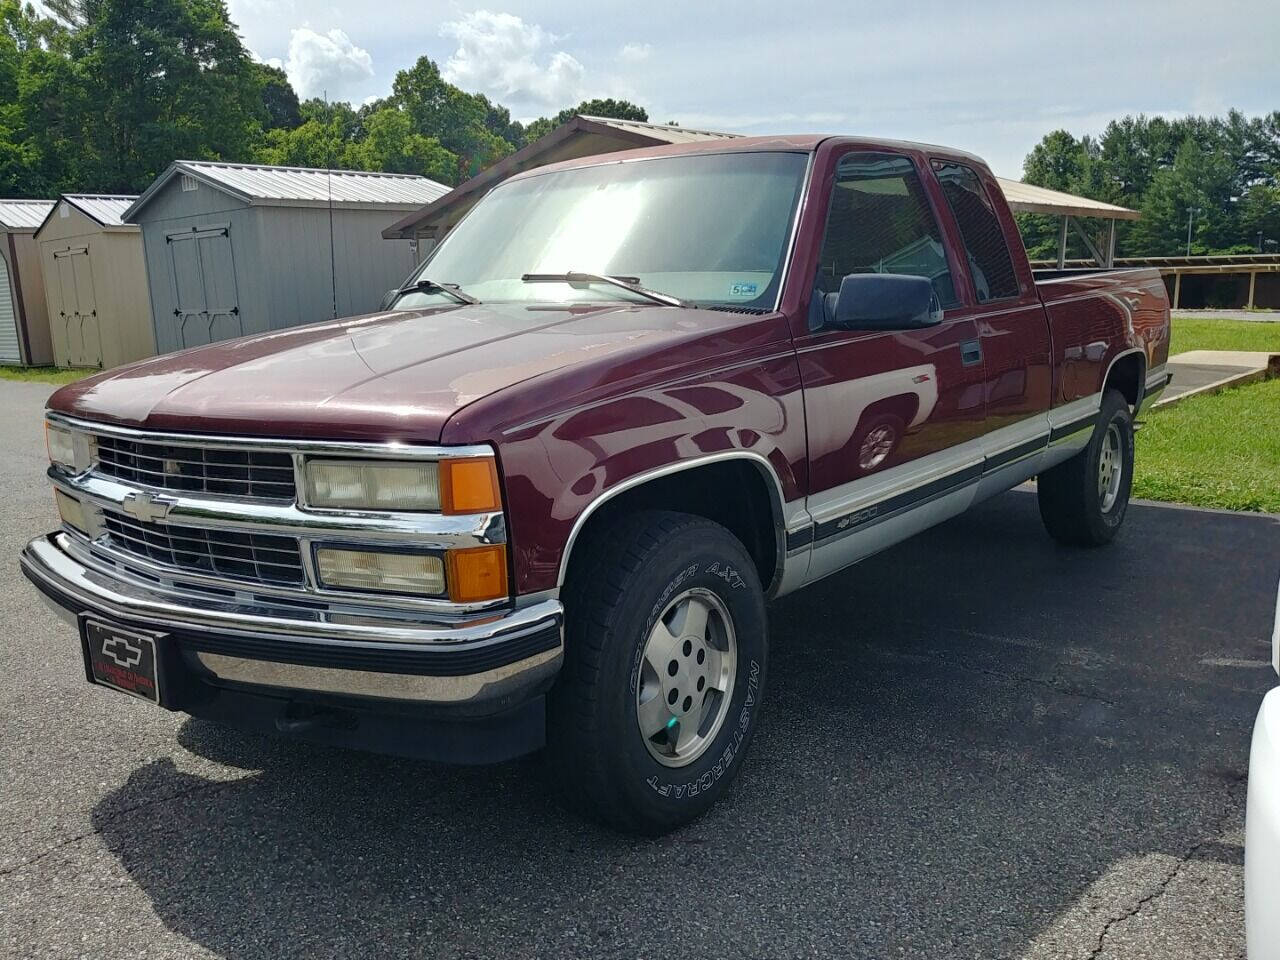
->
853;412;906;476
547;510;768;835
1037;388;1135;546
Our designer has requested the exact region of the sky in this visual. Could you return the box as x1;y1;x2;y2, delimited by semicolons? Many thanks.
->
227;0;1280;178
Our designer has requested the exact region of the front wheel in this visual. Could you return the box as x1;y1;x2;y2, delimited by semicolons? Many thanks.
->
547;510;768;835
1037;388;1135;546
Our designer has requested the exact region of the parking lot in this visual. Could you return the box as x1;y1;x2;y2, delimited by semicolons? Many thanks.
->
1;377;1276;960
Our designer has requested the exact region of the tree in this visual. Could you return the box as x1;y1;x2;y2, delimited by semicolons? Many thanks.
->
1021;111;1280;257
256;118;346;169
1021;129;1082;192
341;107;457;183
256;63;300;131
390;56;512;180
522;97;649;146
42;0;269;192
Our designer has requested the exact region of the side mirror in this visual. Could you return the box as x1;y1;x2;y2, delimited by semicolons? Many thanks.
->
826;273;942;331
378;288;399;311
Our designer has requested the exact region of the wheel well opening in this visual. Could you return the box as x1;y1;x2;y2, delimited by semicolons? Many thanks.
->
567;460;780;591
1106;353;1144;409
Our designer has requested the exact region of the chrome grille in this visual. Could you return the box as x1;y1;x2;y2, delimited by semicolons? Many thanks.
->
102;510;304;586
95;435;296;502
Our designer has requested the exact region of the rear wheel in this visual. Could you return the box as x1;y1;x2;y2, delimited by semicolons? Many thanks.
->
547;510;768;835
1037;388;1134;546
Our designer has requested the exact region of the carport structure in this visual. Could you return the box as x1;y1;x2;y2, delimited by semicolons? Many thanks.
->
997;180;1140;268
383;116;1141;265
0;199;55;365
124;162;450;355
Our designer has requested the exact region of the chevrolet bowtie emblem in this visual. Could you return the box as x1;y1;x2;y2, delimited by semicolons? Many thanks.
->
101;635;143;668
120;490;177;524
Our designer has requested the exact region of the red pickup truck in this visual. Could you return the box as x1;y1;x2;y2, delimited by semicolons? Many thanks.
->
22;135;1170;834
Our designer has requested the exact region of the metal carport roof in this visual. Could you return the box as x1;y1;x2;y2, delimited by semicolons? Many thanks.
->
0;200;55;231
124;162;451;222
994;179;1139;221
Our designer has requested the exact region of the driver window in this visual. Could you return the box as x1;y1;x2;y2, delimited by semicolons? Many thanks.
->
813;152;959;328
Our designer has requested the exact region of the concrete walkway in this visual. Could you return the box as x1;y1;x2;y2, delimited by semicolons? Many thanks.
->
1157;349;1280;408
1172;308;1279;322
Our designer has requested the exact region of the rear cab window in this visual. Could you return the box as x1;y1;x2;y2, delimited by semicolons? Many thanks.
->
931;161;1020;303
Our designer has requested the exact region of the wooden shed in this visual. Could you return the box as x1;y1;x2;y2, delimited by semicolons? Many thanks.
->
123;161;450;354
35;195;154;369
0;199;56;365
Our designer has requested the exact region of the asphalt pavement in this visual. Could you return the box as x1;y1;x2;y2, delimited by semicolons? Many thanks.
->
1;378;1277;959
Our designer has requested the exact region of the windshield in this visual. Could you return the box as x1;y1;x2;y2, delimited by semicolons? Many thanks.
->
394;151;809;312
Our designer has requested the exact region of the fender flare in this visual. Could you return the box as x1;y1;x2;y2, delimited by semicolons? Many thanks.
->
555;451;792;593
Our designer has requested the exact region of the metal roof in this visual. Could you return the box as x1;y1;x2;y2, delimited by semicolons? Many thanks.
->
995;178;1140;221
124;161;451;222
63;195;139;227
575;116;739;144
0;199;56;231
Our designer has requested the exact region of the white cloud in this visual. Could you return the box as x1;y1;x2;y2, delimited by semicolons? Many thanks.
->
618;43;651;64
281;27;374;100
440;10;584;109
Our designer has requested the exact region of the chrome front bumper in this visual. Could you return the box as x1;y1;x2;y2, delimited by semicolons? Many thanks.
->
21;531;563;711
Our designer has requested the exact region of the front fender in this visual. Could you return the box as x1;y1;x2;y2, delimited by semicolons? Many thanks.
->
495;372;807;596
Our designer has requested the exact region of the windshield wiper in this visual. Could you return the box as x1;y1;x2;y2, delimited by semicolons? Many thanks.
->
520;271;691;308
398;278;481;305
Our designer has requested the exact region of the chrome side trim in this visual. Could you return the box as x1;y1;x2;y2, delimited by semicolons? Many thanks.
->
46;411;494;460
554;451;802;596
795;401;1107;588
23;532;562;646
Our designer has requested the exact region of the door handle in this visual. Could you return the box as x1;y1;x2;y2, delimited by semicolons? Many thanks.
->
960;339;982;366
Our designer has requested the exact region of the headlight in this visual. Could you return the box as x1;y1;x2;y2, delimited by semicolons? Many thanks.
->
315;547;447;596
45;422;96;474
46;423;78;471
303;457;501;514
305;460;441;511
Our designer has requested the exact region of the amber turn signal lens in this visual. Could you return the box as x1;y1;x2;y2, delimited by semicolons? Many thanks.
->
440;457;501;515
446;545;508;603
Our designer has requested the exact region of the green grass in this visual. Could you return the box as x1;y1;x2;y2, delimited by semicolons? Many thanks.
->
1134;377;1280;512
1170;315;1280;355
0;365;96;385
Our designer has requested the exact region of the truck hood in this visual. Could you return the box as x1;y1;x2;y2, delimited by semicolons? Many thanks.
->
47;302;740;443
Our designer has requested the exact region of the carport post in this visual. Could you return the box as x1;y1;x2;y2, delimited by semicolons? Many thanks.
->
1105;220;1116;269
1247;271;1257;310
1057;216;1069;269
1172;271;1182;310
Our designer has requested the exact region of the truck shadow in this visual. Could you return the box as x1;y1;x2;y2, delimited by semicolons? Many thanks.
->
88;491;1275;959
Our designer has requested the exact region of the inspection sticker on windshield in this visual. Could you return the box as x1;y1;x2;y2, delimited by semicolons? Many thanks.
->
729;282;758;298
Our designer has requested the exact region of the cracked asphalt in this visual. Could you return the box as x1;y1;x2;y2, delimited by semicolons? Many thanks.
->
2;377;1277;959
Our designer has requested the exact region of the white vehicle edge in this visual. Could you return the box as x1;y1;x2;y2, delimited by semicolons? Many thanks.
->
1245;574;1280;957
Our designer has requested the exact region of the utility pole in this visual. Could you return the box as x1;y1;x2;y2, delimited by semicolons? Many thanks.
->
1185;207;1200;257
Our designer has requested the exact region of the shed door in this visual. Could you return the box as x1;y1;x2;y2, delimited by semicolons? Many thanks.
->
71;248;100;367
0;252;19;363
166;225;241;348
53;247;99;367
